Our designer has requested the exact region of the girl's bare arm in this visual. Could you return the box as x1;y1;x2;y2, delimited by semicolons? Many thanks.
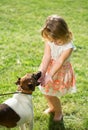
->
39;42;51;73
49;48;73;77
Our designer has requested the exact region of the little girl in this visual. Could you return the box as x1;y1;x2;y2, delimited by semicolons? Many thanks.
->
38;14;76;121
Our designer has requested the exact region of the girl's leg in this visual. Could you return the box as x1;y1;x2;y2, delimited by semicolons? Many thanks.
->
44;95;63;121
44;95;55;113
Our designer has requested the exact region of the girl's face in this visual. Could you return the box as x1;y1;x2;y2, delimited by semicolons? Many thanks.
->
53;39;64;45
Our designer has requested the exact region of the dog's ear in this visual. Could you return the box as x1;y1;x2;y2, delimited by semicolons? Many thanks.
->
15;78;21;85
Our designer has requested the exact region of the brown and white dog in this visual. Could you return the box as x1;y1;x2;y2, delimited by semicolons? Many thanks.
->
0;71;41;130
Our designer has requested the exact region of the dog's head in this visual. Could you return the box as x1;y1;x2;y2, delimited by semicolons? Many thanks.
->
15;71;41;92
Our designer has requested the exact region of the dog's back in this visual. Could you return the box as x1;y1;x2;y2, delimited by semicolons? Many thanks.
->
4;93;33;126
0;93;33;129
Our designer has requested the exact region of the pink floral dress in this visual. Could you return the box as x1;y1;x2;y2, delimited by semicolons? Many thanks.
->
39;42;76;97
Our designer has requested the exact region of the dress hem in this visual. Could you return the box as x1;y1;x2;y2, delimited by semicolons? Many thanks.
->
38;85;76;97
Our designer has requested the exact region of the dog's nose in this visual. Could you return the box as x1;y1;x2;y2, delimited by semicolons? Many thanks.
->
32;71;41;80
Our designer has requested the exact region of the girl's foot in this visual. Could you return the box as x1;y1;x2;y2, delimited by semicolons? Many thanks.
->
44;108;54;114
54;113;63;121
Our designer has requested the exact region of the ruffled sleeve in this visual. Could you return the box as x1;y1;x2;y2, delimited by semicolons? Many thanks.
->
63;42;76;51
47;41;52;47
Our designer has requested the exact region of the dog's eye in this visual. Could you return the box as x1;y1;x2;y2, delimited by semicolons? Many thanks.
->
28;84;33;87
28;84;35;91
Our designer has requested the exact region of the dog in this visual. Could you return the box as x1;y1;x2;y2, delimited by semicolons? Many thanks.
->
0;71;41;130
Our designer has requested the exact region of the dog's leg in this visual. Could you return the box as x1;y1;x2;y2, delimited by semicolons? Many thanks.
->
19;124;26;130
3;128;11;130
29;120;33;130
5;128;11;130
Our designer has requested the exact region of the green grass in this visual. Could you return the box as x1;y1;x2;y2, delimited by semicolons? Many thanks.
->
0;0;88;130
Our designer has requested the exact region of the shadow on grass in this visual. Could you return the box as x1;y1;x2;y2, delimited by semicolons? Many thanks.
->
48;113;65;130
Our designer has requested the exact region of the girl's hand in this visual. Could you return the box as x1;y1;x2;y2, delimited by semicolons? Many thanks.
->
41;73;53;86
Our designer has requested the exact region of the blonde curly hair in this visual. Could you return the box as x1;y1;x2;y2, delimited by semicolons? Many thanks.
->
41;15;73;43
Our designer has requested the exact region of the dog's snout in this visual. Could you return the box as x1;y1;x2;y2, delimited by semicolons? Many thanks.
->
36;71;42;80
32;71;41;80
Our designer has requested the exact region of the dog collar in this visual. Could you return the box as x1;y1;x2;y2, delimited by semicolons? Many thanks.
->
17;87;32;95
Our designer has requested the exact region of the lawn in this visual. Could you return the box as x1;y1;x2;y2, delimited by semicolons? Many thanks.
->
0;0;88;130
